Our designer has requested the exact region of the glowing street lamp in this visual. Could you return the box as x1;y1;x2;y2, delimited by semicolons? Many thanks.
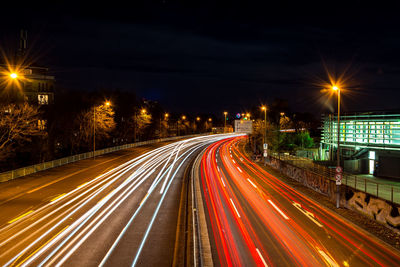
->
10;73;18;79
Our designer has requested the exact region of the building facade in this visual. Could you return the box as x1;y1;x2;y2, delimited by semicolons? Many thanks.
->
321;112;400;178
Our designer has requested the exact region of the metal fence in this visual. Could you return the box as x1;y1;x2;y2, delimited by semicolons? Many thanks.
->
273;153;400;204
0;134;204;183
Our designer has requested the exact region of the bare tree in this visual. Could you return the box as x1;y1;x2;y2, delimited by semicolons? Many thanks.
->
0;103;45;160
76;104;116;149
134;110;151;141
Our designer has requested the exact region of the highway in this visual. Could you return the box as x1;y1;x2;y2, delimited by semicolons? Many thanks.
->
198;136;400;266
0;134;238;266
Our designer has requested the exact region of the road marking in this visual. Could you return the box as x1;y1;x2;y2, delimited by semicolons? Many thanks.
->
15;225;69;267
230;154;232;158
256;248;269;267
50;193;66;203
232;159;236;164
230;198;241;218
237;167;242;173
8;210;34;224
220;177;226;187
293;202;323;228
247;178;257;189
318;249;339;267
77;182;89;188
140;193;149;206
217;166;220;172
267;200;289;220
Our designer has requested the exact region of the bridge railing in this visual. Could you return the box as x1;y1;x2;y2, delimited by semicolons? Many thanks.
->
0;134;205;183
270;153;400;204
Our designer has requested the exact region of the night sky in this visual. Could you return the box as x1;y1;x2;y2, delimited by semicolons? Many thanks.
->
1;1;400;115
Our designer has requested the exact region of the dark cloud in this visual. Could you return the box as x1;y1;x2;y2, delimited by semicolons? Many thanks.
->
1;1;400;114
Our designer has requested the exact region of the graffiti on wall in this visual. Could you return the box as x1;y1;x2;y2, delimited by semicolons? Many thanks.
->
267;158;332;196
347;191;400;229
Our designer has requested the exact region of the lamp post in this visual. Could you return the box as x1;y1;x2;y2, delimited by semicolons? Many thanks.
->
163;113;169;137
223;112;228;133
261;106;267;144
332;85;341;208
93;101;111;159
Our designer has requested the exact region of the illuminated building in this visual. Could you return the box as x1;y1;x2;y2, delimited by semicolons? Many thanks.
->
321;112;400;178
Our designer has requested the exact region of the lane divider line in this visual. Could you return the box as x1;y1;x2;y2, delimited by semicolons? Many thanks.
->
230;198;241;218
50;193;66;203
267;200;289;220
256;248;269;267
77;182;89;189
14;225;69;267
318;249;339;267
247;178;257;189
237;167;242;173
8;210;34;224
220;177;226;188
293;202;323;228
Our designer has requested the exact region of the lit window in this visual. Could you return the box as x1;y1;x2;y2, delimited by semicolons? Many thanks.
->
38;94;49;105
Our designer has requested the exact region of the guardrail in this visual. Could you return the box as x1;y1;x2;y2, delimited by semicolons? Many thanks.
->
0;134;204;183
271;153;400;204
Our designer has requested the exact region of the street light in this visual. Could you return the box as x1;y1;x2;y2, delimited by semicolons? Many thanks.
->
223;112;228;133
10;73;18;79
94;101;111;159
332;85;341;208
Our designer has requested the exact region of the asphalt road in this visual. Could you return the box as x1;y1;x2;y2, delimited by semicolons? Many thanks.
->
199;136;400;266
0;134;238;266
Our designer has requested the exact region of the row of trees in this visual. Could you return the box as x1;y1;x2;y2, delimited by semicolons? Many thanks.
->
0;89;217;172
247;103;319;156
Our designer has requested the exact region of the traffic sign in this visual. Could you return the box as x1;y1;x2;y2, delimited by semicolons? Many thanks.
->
336;166;342;173
263;143;268;149
335;173;342;185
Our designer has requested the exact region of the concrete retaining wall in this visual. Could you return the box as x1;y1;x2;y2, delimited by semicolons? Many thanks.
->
266;156;400;230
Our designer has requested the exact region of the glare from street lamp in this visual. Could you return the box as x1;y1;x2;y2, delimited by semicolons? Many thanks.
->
261;106;266;111
165;113;169;118
196;117;200;121
223;111;228;115
141;109;146;114
208;118;212;122
10;73;18;79
105;101;111;106
182;115;186;120
332;85;339;91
